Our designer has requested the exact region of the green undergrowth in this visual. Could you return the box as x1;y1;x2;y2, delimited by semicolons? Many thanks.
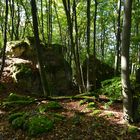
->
127;125;139;134
7;100;65;136
2;93;35;109
8;112;54;136
99;77;122;101
38;101;62;113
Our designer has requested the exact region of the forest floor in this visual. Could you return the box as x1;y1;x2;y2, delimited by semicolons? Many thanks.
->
0;79;140;140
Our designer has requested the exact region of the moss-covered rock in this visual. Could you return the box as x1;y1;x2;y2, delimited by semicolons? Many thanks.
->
5;37;78;96
82;56;115;90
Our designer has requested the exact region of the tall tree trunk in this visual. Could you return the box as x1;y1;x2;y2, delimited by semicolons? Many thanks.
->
41;0;45;42
9;0;15;40
62;0;84;93
114;0;122;76
92;0;98;90
121;0;133;123
48;0;52;46
86;0;91;91
100;28;105;61
0;0;8;79
15;1;20;40
31;0;50;97
73;0;86;92
54;1;63;44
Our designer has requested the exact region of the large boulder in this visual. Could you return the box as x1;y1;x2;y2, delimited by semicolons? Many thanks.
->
82;55;115;90
5;38;78;96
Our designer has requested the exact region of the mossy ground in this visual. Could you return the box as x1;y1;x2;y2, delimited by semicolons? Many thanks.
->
0;93;140;139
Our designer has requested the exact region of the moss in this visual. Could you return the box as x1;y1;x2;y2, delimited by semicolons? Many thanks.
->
38;101;62;113
91;110;101;115
2;93;35;108
128;125;138;134
87;102;97;109
8;112;54;136
7;93;34;102
8;112;29;129
46;101;62;109
12;63;32;82
27;115;53;136
79;99;88;105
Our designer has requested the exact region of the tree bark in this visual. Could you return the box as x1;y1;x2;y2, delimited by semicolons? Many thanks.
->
41;0;45;43
92;0;98;90
9;0;15;40
86;0;91;91
73;0;86;92
31;0;50;97
62;0;85;93
121;0;133;123
0;0;8;79
114;0;122;76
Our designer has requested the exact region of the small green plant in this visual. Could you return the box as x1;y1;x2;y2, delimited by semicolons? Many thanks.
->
103;100;113;109
91;110;101;115
106;112;114;117
8;112;54;136
87;102;97;109
8;112;29;129
38;101;62;113
38;104;47;113
127;125;138;134
27;115;53;136
46;101;62;109
8;112;27;122
79;99;89;105
7;93;34;102
2;93;35;108
99;77;122;100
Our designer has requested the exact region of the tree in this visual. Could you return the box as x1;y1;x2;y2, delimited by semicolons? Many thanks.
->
86;0;91;91
30;0;50;97
62;0;85;93
121;0;133;123
0;0;8;79
92;0;98;90
114;0;122;75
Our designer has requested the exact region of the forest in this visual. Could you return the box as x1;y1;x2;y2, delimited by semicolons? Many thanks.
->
0;0;140;139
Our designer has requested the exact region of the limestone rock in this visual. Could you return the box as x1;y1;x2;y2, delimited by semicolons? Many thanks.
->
5;38;78;96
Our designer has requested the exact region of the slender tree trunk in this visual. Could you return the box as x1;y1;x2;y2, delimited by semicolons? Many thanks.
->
9;0;15;40
31;0;50;97
121;0;133;123
100;28;105;61
48;0;52;46
114;0;122;76
54;1;63;44
41;0;45;42
20;0;32;38
0;0;8;79
73;0;86;92
15;1;20;40
86;0;91;91
62;0;85;93
92;0;98;90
